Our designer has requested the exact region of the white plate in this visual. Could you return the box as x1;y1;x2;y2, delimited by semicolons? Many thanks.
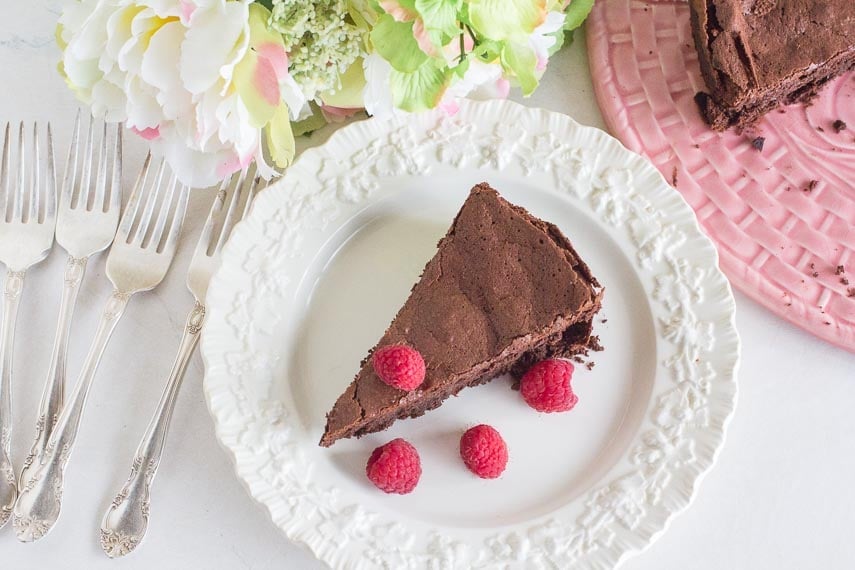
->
201;100;739;569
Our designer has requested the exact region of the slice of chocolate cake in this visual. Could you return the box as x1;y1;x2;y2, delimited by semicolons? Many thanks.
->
689;0;855;130
320;183;603;447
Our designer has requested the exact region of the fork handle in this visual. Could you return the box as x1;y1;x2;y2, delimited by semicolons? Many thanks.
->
13;289;131;542
20;256;87;488
100;301;204;557
0;269;25;529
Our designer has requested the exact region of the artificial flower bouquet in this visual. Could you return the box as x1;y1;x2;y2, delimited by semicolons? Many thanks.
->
58;0;594;187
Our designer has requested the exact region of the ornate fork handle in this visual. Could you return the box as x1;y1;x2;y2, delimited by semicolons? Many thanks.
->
0;269;25;529
20;256;87;488
13;289;131;542
100;301;204;558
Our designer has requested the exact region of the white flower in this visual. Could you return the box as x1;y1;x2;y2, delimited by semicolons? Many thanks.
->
529;11;566;71
59;0;304;187
361;52;397;119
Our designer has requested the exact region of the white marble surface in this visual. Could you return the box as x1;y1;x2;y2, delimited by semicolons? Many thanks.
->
1;4;854;569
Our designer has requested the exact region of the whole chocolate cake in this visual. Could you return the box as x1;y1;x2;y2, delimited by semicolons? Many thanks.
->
320;183;603;447
690;0;855;130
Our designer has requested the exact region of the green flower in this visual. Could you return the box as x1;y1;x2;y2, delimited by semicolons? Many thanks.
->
268;0;367;97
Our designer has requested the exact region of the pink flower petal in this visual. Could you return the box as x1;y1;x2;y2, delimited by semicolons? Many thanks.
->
216;149;255;180
536;55;548;72
413;19;438;57
321;105;361;118
253;55;281;106
257;42;289;82
131;125;160;140
379;0;416;22
180;0;196;25
439;98;460;116
496;78;511;99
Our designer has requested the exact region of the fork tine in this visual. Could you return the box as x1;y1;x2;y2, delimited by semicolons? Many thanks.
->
148;171;177;249
196;183;228;258
107;124;122;213
162;183;190;254
14;122;25;222
44;122;57;223
132;158;166;243
77;115;95;210
240;176;262;221
117;153;151;239
29;123;40;223
61;110;81;209
0;123;8;221
93;120;108;211
213;170;246;254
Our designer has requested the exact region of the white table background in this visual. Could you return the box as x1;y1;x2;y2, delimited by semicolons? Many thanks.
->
2;3;854;569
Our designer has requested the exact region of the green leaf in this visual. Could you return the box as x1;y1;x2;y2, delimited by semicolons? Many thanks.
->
501;42;538;95
564;0;595;31
452;54;470;77
469;0;546;41
414;0;461;37
266;102;295;168
291;103;329;137
370;13;428;72
389;59;450;112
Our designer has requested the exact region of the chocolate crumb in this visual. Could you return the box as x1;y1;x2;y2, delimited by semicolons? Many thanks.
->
817;126;825;132
785;303;792;307
751;136;765;151
812;271;819;277
810;263;815;269
833;120;847;133
572;356;584;364
805;179;819;192
825;322;831;325
601;318;608;324
842;277;850;285
849;288;855;298
586;362;595;371
836;265;845;275
671;166;678;187
693;144;700;149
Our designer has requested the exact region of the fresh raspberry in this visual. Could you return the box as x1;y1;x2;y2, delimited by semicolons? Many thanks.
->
366;438;422;494
372;345;426;391
519;359;578;413
459;424;508;479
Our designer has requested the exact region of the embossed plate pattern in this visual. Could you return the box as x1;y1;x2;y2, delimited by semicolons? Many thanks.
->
587;0;855;351
201;100;739;569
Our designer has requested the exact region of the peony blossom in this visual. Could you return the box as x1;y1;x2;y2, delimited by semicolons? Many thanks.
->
58;0;302;188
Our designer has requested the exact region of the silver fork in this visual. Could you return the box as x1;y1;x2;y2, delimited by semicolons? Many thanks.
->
12;155;190;542
100;169;260;558
0;123;57;529
19;114;122;490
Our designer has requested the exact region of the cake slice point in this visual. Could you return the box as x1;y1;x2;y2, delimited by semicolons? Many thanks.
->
320;183;603;447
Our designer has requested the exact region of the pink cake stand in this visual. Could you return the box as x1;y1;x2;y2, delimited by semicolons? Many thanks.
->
587;0;855;352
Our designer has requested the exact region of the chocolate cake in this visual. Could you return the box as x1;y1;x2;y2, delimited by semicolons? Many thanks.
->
320;183;603;447
689;0;855;130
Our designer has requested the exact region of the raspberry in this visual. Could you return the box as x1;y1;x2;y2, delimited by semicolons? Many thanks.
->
459;424;508;479
372;345;426;391
366;438;422;494
519;359;578;413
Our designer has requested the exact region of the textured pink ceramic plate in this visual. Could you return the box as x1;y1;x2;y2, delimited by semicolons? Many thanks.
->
587;0;855;351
